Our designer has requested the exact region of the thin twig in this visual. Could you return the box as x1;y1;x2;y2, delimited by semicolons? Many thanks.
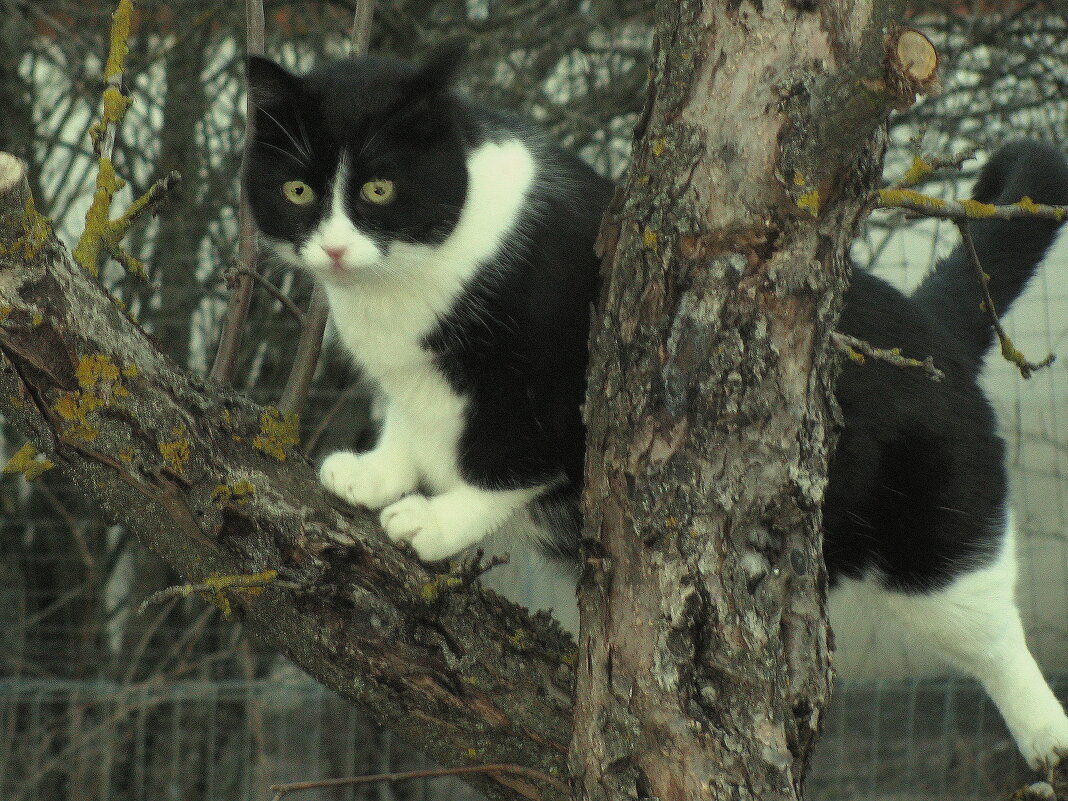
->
888;147;977;189
302;384;361;456
136;570;291;616
269;763;570;800
228;264;306;326
954;221;1055;379
278;288;328;416
832;331;945;381
209;0;265;384
877;188;1068;223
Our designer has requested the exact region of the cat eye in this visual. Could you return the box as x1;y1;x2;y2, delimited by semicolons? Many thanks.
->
282;180;315;206
361;179;396;205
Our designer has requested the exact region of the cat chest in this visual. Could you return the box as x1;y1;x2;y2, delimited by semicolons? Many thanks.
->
378;362;468;493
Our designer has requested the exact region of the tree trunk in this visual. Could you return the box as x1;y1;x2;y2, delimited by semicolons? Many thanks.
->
571;0;919;799
0;0;931;789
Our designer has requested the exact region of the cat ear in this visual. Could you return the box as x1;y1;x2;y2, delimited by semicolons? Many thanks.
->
247;55;302;111
408;40;467;98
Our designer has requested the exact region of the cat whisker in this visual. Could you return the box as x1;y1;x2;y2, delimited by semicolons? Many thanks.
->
253;104;312;164
257;140;309;167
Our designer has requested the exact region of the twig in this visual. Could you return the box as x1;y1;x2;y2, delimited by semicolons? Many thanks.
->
227;263;306;325
136;570;290;617
302;384;361;456
72;0;180;281
877;188;1068;223
889;147;977;189
278;288;328;416
349;0;376;55
832;331;945;381
269;763;570;800
955;221;1055;379
209;0;265;384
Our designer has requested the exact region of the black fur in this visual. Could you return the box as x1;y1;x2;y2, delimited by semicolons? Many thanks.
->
243;53;1068;593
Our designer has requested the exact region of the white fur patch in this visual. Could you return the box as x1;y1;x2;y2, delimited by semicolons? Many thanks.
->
838;513;1068;769
299;159;384;278
307;138;544;560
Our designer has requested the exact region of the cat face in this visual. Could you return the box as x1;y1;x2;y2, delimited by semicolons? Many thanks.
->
242;48;471;285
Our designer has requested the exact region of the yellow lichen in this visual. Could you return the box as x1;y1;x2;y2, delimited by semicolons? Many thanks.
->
2;442;54;481
797;190;820;216
878;188;946;209
77;352;121;389
420;574;463;603
53;353;129;443
792;171;806;186
252;407;299;461
122;362;139;378
105;0;133;79
74;158;125;278
961;198;997;218
643;227;658;252
652;138;666;157
191;570;278;618
31;312;42;326
158;425;191;475
508;628;528;650
900;155;933;186
0;195;52;262
211;479;256;508
118;447;135;463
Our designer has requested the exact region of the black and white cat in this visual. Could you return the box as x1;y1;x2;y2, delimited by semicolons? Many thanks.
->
243;47;1068;770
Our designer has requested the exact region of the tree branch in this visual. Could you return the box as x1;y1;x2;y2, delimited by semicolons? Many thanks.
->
0;154;574;801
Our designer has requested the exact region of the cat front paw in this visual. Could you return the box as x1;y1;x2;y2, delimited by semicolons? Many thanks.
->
319;450;416;510
380;495;465;561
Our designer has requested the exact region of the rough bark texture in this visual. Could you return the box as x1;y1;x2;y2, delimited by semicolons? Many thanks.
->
0;157;572;801
571;0;905;799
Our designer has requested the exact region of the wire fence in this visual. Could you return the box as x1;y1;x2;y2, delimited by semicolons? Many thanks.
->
1;675;1061;801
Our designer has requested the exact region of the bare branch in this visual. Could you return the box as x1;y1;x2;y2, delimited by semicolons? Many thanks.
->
955;220;1056;379
209;0;265;384
227;264;307;326
877;188;1068;223
832;331;945;380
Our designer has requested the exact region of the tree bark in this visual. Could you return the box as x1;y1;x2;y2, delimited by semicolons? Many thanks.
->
572;1;915;799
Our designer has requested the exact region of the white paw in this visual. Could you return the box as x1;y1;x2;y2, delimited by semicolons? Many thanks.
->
319;450;414;510
1018;715;1068;770
380;495;466;561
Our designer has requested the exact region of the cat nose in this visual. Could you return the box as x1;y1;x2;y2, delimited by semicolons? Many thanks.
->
323;246;347;264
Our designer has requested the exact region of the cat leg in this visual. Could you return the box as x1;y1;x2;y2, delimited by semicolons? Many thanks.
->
381;483;542;562
320;409;419;510
874;519;1068;770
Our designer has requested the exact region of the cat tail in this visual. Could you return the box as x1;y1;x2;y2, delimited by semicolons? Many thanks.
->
911;140;1068;363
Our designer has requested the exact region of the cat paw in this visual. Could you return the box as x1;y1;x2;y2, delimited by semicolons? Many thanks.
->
1018;715;1068;771
319;450;415;510
380;495;465;561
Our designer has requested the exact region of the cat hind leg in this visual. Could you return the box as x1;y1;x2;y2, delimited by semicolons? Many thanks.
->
878;517;1068;770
